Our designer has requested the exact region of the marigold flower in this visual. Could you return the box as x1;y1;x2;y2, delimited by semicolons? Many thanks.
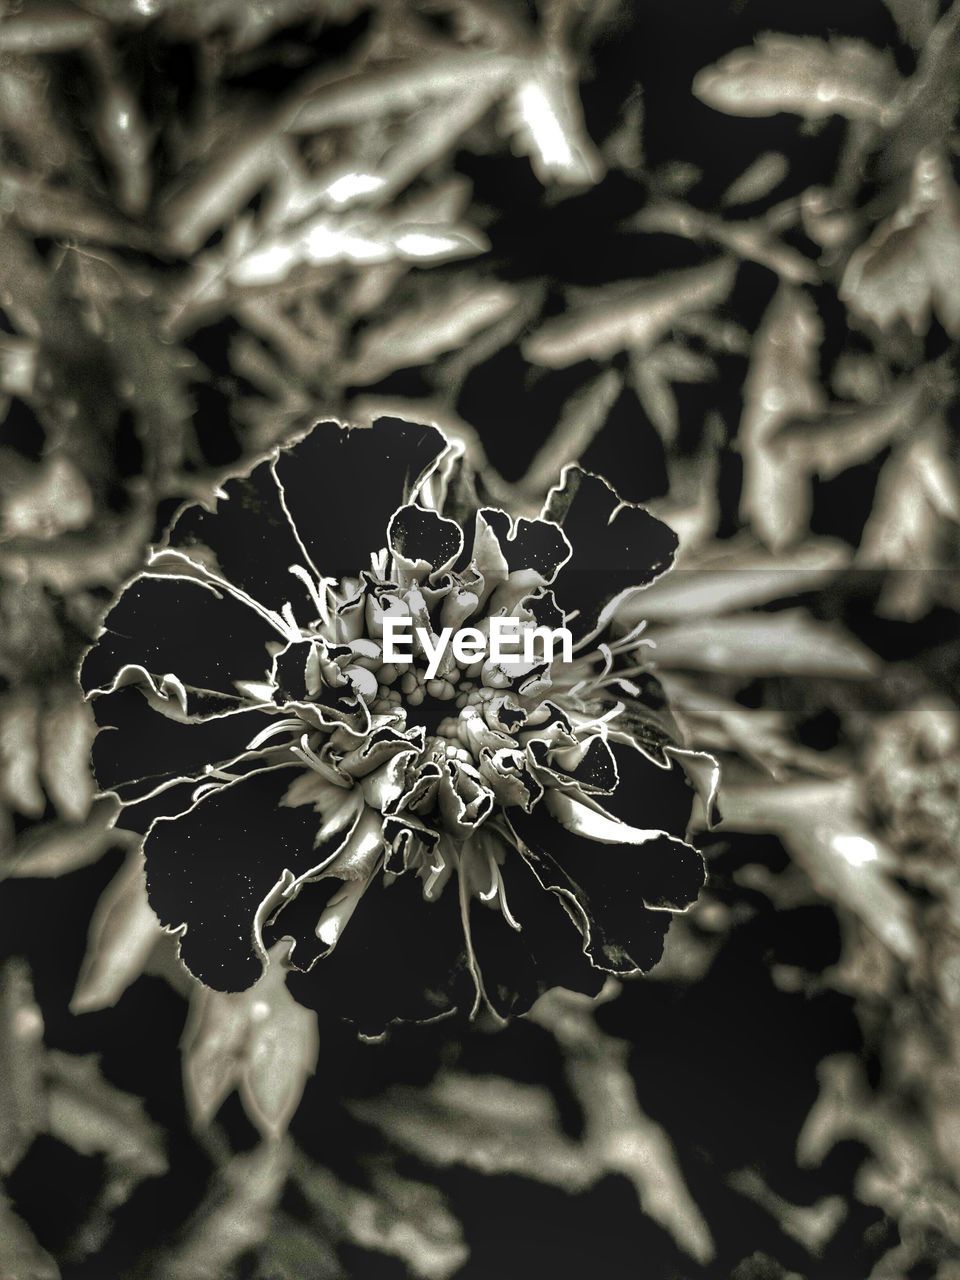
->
81;417;712;1034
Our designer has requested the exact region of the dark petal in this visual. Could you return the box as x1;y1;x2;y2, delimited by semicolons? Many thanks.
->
604;741;695;840
523;589;564;630
273;418;448;581
168;460;316;617
92;686;279;799
508;803;703;973
286;872;471;1035
80;574;281;697
529;734;618;794
612;672;684;765
542;466;678;639
114;777;208;838
389;505;463;574
144;764;324;991
478;509;571;582
467;848;604;1019
272;639;365;727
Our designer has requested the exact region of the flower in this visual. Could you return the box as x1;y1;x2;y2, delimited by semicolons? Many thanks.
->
80;417;712;1034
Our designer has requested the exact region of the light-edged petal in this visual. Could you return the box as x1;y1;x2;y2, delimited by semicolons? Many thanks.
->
81;574;282;698
543;465;678;639
273;418;448;581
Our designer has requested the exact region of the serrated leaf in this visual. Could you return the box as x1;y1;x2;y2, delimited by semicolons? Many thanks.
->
693;34;899;122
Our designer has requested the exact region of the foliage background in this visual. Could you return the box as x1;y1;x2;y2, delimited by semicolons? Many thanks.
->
1;0;959;1276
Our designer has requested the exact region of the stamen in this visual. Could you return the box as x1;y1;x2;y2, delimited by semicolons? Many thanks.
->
245;717;303;751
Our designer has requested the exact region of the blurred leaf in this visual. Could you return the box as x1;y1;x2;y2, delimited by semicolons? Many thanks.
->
0;1192;60;1280
739;286;824;550
296;1159;468;1280
46;1050;168;1203
718;778;919;962
4;799;123;879
39;689;95;823
648;610;879;678
0;690;44;818
0;959;46;1175
523;258;735;367
693;35;899;122
504;49;604;186
71;850;162;1014
0;456;93;540
841;149;960;337
722;152;789;206
349;281;519;384
161;1140;290;1280
182;947;318;1140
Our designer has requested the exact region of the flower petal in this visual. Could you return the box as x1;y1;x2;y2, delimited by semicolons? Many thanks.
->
464;838;605;1019
389;504;463;578
144;764;327;991
273;418;448;581
80;574;282;698
476;509;571;586
542;465;678;639
285;872;471;1034
603;741;696;839
92;686;281;800
167;461;317;617
508;795;705;973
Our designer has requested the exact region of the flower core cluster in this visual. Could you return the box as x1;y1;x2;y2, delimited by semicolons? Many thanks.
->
81;418;712;1033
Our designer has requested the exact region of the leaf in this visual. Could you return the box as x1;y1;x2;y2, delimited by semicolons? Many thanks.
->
0;456;93;540
0;1192;59;1280
239;975;319;1142
738;286;824;550
721;152;789;206
39;689;95;823
71;850;162;1014
4;799;122;879
295;1159;468;1280
45;1050;168;1204
647;610;879;678
181;947;318;1139
628;539;850;621
161;1141;290;1280
522;259;735;367
0;690;44;818
503;50;604;187
858;425;960;619
521;369;622;494
718;778;919;962
769;382;926;480
693;34;899;122
349;281;519;384
0;959;46;1175
841;149;960;337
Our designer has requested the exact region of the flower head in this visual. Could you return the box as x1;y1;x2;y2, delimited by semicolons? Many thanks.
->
81;417;710;1034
